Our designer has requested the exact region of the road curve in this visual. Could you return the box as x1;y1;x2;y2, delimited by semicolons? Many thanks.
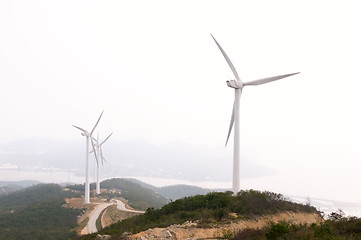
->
87;202;113;234
114;199;145;214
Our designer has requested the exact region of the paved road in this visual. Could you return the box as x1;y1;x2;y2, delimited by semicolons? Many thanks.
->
87;202;113;234
114;199;145;213
81;199;144;235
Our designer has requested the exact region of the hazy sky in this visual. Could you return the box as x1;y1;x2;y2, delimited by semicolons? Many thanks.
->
1;1;361;202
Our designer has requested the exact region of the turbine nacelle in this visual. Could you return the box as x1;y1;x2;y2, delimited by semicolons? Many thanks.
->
226;80;243;89
81;132;91;137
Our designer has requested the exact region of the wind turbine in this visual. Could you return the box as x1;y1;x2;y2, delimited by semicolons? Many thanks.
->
93;132;113;195
211;34;299;195
73;111;103;204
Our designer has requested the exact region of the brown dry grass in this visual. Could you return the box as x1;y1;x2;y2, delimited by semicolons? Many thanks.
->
130;212;322;240
101;203;142;228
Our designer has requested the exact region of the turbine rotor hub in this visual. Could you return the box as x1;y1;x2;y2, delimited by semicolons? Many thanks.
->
226;80;243;89
82;132;91;137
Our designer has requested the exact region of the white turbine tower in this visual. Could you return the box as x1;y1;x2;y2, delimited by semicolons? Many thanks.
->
73;111;103;204
211;35;299;195
93;132;113;195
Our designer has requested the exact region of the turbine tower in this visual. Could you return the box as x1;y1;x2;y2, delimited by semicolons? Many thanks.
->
211;35;299;195
93;132;113;195
73;111;103;204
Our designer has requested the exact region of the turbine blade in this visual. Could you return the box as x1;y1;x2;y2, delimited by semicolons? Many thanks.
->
92;137;98;143
225;102;235;147
72;125;87;133
100;147;107;165
90;137;99;166
211;34;241;82
91;111;104;134
101;132;113;145
244;72;300;86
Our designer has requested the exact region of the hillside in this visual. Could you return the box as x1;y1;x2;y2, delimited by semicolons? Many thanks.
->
80;190;318;239
0;180;40;196
126;178;212;200
0;180;40;188
0;183;82;240
67;178;169;210
157;184;210;200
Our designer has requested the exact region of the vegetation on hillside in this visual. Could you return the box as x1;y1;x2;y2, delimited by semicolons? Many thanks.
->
234;210;361;239
101;178;168;210
126;178;212;200
0;183;79;210
0;184;82;240
78;190;317;239
155;184;210;200
67;178;168;210
0;180;41;196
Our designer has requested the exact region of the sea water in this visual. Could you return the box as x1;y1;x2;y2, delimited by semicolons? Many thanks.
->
289;196;361;218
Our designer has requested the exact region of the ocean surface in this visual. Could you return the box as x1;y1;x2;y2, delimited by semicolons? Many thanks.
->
289;195;361;218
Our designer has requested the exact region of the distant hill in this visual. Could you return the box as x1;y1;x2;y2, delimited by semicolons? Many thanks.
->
0;180;40;196
100;178;169;210
67;178;169;210
0;183;82;240
157;184;210;200
126;178;221;200
0;180;40;187
125;178;160;193
0;185;22;196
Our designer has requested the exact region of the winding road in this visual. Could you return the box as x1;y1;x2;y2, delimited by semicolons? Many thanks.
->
86;202;113;234
114;199;145;214
82;199;145;235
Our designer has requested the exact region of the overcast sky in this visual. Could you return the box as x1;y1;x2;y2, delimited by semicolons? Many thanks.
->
1;1;361;202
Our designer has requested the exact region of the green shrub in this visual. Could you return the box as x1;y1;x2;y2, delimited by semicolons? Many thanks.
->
266;222;290;240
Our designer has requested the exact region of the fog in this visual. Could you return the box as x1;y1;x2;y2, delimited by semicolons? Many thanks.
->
1;1;361;203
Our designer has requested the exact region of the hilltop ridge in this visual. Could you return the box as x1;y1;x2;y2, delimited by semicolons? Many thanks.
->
87;190;318;239
126;178;213;200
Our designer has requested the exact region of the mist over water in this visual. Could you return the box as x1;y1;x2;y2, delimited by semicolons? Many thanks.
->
0;168;83;184
290;196;361;218
2;166;360;218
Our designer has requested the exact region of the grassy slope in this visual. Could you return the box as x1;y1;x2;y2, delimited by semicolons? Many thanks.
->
0;184;82;240
234;211;361;239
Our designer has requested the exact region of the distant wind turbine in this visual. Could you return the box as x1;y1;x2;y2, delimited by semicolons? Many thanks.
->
211;34;299;195
93;132;113;195
73;111;103;204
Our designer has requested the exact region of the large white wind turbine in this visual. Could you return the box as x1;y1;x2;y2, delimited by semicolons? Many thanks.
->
211;35;299;195
93;132;113;195
73;111;103;204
